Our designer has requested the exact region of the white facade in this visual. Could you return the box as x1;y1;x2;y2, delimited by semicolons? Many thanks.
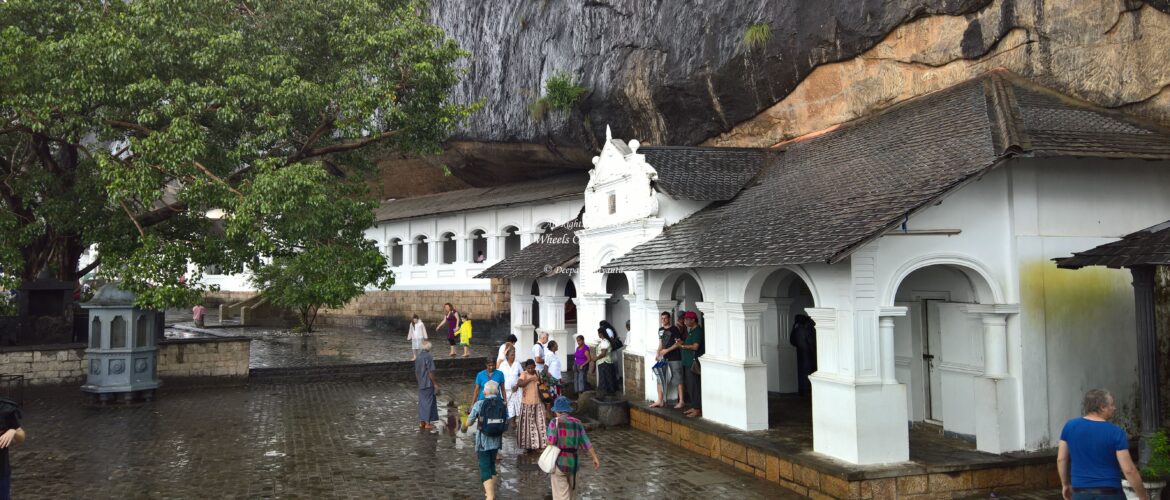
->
533;133;1170;466
202;198;583;292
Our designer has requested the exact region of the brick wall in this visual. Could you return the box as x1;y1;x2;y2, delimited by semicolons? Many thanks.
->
157;338;250;379
206;278;512;329
0;337;250;386
629;407;1061;499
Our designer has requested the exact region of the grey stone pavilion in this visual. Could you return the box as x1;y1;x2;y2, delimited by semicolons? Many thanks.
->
81;284;160;402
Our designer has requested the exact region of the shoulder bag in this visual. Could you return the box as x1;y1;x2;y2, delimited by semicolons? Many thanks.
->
538;419;562;473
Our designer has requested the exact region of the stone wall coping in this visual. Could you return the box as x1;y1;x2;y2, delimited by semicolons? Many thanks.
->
629;403;1055;482
0;343;86;353
160;336;251;346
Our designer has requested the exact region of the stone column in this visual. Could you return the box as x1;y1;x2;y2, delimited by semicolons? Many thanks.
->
878;306;908;384
404;241;417;267
809;305;910;464
536;295;571;368
1133;265;1161;466
964;303;1021;454
701;302;769;431
644;299;679;402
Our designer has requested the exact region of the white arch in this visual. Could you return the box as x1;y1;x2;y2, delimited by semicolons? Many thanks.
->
882;253;1005;306
411;232;431;242
467;227;488;237
653;269;706;301
498;223;521;234
739;265;822;306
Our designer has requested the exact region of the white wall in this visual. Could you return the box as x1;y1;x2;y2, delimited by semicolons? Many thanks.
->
1010;157;1170;447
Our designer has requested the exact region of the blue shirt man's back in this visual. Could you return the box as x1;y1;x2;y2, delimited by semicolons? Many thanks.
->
1060;417;1130;489
475;369;505;401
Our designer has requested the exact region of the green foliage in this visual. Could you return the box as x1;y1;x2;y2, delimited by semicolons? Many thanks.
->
0;0;473;311
744;22;771;50
543;72;586;111
1142;431;1170;480
242;164;393;331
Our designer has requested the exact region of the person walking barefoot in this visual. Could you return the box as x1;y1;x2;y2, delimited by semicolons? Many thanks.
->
436;303;461;357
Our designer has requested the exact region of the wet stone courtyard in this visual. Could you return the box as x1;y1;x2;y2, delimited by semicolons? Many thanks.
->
15;378;796;499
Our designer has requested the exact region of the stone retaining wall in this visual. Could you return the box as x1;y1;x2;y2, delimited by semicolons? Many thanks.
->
0;337;251;386
629;406;1061;499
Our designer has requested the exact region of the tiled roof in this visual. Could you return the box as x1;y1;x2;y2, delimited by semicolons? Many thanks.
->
475;212;583;280
641;147;774;201
1055;220;1170;269
605;70;1170;271
374;173;587;222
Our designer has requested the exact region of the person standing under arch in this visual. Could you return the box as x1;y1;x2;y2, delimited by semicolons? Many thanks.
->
789;314;817;398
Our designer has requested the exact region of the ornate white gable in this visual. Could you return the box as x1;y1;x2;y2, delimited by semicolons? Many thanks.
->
584;126;659;228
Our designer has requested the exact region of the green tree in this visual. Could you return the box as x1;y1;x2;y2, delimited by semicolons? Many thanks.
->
242;164;393;331
0;0;473;311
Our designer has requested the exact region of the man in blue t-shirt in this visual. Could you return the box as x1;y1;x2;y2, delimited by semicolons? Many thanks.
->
1057;389;1146;500
472;359;506;402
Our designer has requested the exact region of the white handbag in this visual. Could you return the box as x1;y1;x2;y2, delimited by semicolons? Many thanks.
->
538;444;561;473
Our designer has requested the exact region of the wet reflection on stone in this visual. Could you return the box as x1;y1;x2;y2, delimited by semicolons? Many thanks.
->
17;379;793;499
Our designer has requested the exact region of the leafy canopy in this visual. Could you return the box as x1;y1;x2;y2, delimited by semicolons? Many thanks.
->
0;0;474;310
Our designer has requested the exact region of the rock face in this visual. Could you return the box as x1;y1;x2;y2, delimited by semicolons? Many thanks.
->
421;0;1170;176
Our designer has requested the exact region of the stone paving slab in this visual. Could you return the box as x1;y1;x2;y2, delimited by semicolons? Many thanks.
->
13;379;799;499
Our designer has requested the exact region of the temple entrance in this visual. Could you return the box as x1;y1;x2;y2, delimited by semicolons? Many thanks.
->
892;264;991;435
750;269;815;428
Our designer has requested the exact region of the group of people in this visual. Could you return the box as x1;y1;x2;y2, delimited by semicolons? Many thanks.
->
571;320;625;397
648;311;705;418
407;303;474;360
467;333;600;500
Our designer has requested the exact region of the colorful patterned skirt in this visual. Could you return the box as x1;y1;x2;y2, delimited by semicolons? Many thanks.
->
517;402;547;450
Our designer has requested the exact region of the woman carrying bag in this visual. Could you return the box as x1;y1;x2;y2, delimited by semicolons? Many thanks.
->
541;396;599;500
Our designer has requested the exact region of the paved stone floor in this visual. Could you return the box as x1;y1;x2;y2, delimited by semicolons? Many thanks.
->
14;379;797;499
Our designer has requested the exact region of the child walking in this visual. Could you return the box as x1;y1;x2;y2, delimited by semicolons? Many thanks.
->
458;312;473;358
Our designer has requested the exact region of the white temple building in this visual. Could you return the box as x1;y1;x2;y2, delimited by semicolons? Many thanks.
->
480;71;1170;465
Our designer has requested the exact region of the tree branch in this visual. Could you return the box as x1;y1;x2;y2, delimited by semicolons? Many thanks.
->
107;120;154;136
76;256;101;278
136;200;189;228
121;199;146;238
193;161;244;198
292;130;400;164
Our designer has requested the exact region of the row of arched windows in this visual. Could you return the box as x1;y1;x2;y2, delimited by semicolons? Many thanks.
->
386;223;555;267
90;315;152;349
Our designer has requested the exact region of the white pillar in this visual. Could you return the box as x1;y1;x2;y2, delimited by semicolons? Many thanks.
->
964;304;1017;380
536;295;571;367
878;306;908;384
809;306;910;465
644;299;679;402
965;304;1022;454
455;233;468;264
485;233;500;262
427;237;439;267
703;302;769;431
405;242;417;267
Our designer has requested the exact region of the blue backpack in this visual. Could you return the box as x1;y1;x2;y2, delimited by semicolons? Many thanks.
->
479;397;508;437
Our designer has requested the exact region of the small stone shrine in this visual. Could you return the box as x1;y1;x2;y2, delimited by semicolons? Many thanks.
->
81;283;160;403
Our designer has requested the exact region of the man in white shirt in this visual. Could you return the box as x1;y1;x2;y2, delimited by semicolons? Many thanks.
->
546;340;562;381
532;332;550;373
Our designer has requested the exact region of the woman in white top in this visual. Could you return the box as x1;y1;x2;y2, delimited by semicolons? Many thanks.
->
407;314;427;361
498;347;523;421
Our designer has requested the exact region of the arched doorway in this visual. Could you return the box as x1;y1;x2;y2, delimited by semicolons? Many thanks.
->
670;274;703;318
746;268;818;429
891;264;992;436
564;280;577;326
604;273;630;341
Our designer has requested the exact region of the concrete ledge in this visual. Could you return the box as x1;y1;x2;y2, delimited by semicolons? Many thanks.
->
249;356;485;384
629;403;1060;499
